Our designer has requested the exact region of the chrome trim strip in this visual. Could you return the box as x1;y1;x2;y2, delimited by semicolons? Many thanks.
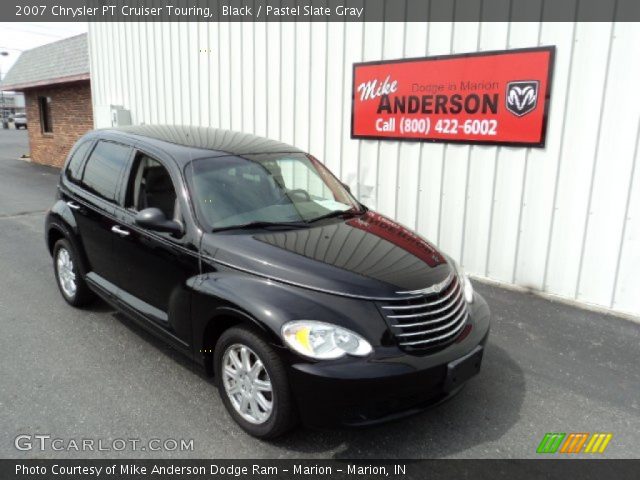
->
386;287;463;319
381;280;460;310
395;272;454;296
395;305;467;337
200;254;440;301
393;300;466;328
398;313;468;346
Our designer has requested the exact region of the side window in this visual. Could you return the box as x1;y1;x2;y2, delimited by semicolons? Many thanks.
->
81;141;131;203
65;141;92;183
125;153;178;221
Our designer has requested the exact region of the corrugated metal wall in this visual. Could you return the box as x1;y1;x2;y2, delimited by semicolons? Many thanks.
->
88;19;640;317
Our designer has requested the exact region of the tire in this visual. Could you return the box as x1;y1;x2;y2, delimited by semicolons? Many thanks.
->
53;238;95;307
214;326;298;438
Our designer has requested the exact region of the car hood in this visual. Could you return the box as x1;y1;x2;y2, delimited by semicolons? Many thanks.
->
200;210;454;299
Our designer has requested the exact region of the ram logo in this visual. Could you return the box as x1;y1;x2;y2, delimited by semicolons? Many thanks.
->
506;80;539;117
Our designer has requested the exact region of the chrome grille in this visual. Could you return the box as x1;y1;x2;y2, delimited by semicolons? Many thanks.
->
380;274;468;352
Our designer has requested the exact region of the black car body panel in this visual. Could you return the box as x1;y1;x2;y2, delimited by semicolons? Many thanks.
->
45;125;491;428
199;210;450;299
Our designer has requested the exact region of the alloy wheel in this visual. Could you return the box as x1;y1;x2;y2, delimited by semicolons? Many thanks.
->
222;344;274;424
56;248;77;298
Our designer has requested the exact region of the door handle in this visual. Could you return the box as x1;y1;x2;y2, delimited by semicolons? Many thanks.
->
66;201;81;210
111;225;130;237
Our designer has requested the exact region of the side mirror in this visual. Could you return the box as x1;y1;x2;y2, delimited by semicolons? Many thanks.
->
135;208;183;236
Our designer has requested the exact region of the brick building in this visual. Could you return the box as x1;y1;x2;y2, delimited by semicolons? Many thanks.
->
0;34;92;167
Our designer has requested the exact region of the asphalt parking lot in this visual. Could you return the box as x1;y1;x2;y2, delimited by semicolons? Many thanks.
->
1;128;639;459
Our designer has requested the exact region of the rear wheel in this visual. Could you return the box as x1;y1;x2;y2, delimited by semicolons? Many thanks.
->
215;326;298;438
53;238;94;307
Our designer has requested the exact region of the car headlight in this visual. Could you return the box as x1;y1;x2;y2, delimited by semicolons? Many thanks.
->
281;321;372;359
452;261;474;304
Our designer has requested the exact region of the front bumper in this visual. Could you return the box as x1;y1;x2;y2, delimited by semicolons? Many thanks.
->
287;292;491;427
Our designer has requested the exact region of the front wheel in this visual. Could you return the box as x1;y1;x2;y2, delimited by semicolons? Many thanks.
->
53;238;94;307
214;326;298;438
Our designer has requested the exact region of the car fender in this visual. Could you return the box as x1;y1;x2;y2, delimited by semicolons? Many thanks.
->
45;200;90;274
189;269;389;365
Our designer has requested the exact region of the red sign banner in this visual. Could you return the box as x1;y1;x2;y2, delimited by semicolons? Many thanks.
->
351;47;555;147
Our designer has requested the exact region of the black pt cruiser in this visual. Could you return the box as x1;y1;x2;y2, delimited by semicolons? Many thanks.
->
45;125;490;438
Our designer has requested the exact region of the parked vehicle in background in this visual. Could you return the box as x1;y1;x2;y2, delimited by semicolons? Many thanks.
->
44;125;491;439
13;113;27;129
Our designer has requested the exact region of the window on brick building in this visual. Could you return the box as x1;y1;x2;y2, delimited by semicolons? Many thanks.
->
38;96;53;133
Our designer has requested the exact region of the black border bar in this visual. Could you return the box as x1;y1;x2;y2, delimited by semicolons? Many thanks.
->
3;459;640;480
3;0;640;22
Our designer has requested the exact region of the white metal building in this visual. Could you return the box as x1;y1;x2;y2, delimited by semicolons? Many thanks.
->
88;21;640;317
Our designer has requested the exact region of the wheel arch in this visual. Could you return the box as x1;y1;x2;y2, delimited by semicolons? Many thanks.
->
200;307;276;377
46;211;90;276
46;224;66;256
189;270;387;377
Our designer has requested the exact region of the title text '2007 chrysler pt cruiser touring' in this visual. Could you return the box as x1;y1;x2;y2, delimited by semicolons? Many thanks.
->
45;125;490;438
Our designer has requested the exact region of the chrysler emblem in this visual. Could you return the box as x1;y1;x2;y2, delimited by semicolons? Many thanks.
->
506;80;539;117
396;273;453;296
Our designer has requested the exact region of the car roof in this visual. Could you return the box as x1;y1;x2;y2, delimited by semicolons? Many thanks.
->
92;125;304;163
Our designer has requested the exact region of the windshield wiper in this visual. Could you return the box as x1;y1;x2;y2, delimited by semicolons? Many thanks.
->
212;221;309;233
306;208;364;224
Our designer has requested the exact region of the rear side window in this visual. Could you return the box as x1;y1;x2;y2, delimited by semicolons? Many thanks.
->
81;141;131;202
65;141;92;183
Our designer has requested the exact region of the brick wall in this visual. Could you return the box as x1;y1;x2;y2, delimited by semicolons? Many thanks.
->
24;80;93;168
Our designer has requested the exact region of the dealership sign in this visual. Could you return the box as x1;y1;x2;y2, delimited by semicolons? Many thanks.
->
351;47;555;147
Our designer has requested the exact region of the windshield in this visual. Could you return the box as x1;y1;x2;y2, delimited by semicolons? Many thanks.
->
186;152;362;231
